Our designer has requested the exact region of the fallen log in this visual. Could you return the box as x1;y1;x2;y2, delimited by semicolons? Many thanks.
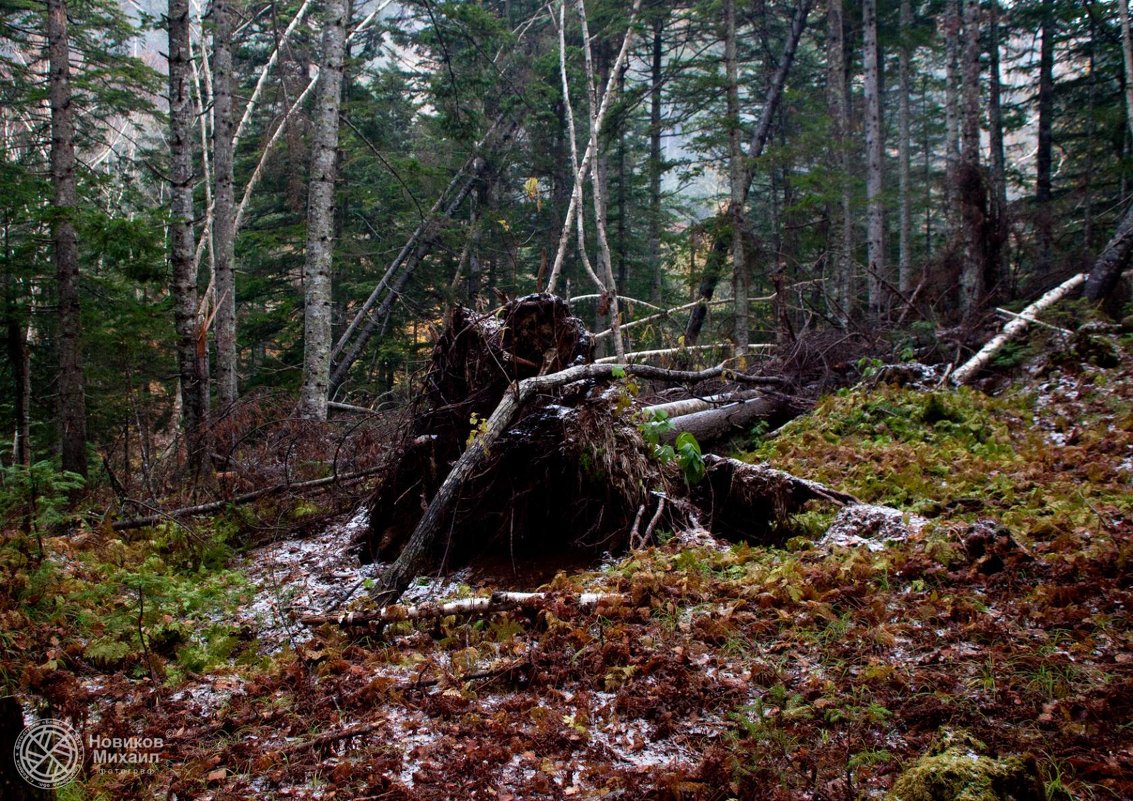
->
699;455;860;543
951;272;1087;385
666;393;807;444
644;390;763;418
112;465;384;531
299;590;623;627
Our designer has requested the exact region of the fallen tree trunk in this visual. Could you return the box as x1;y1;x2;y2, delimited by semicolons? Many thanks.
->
951;272;1086;385
328;115;522;394
700;454;860;542
299;590;622;627
1083;199;1133;303
112;465;384;531
666;393;807;444
644;391;764;419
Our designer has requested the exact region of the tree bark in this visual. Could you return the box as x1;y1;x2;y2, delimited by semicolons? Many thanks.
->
958;0;985;319
1035;0;1055;274
648;15;665;306
897;0;912;295
953;272;1087;385
862;0;885;317
212;0;238;409
545;0;644;294
724;0;748;357
576;0;626;362
664;393;803;445
827;0;852;324
299;0;348;420
169;0;212;482
48;0;87;478
943;0;961;206
987;0;1009;296
1084;201;1133;302
1120;0;1133;137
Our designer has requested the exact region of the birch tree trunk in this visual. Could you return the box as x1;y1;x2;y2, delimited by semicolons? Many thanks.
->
212;0;238;409
48;0;87;478
862;0;885;317
169;0;211;480
827;0;852;324
725;0;748;357
299;0;347;420
576;0;625;362
897;0;912;295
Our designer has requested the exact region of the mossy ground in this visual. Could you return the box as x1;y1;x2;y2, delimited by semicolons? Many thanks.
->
3;342;1132;800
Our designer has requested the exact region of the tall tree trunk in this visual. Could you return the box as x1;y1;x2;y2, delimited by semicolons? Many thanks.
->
725;0;748;356
615;64;628;294
987;0;1009;297
1035;0;1055;274
1119;0;1133;138
827;0;852;324
169;0;211;481
212;0;238;410
48;0;87;478
862;0;885;317
299;0;347;420
943;0;960;211
648;15;664;306
957;0;985;318
897;0;912;295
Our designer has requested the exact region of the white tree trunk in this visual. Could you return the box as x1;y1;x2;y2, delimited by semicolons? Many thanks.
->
545;0;643;294
576;0;626;362
952;273;1086;385
299;0;347;420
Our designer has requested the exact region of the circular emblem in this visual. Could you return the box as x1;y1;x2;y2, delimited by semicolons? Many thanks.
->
13;719;84;789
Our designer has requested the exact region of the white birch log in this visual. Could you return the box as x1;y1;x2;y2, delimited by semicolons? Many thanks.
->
951;272;1087;385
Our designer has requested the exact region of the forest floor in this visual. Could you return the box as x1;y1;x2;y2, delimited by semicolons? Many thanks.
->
4;329;1133;801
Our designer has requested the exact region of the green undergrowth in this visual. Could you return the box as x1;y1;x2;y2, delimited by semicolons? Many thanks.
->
744;374;1133;544
1;518;254;691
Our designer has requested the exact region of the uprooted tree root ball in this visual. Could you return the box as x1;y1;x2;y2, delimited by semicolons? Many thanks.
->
355;294;867;588
356;294;686;571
